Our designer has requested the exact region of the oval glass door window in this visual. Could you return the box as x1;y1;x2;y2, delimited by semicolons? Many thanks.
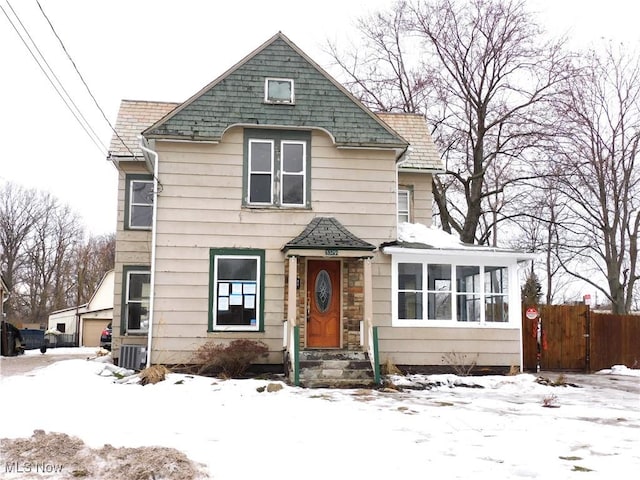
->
315;270;332;312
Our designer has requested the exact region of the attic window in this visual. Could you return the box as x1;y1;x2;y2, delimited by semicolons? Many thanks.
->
265;78;294;104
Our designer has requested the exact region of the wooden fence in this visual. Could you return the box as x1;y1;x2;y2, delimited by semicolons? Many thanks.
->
522;305;640;372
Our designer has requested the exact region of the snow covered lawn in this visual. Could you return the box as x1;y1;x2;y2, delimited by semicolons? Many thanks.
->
1;349;638;479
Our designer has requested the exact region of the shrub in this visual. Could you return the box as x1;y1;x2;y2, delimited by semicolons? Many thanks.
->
192;339;269;378
441;351;478;376
139;365;170;385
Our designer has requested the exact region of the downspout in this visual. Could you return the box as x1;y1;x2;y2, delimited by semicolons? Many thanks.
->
138;136;159;369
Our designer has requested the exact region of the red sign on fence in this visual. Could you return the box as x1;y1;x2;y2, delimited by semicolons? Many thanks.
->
525;307;539;320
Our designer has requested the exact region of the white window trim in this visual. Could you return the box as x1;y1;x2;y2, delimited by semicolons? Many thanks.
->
280;140;307;207
264;77;295;104
212;254;261;332
248;139;274;205
391;253;519;328
125;270;150;333
398;189;410;223
128;179;153;230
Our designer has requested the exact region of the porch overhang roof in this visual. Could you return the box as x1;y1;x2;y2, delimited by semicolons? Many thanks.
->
282;217;376;257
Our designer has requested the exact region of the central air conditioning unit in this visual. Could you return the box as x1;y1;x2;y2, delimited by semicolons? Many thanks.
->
119;345;147;371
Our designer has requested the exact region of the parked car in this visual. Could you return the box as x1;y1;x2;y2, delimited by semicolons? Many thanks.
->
100;323;112;350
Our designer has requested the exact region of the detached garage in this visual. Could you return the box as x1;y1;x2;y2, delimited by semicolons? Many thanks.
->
81;314;112;348
47;270;114;347
78;271;114;347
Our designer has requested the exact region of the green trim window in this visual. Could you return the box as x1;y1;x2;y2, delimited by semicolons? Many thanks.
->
248;140;274;204
264;77;294;104
393;258;511;326
244;129;310;208
121;266;150;333
209;249;265;332
125;174;153;230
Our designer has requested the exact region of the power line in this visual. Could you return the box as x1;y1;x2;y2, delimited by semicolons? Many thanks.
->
1;0;109;156
35;0;137;159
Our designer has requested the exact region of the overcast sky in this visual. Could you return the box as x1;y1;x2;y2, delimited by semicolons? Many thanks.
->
1;0;638;235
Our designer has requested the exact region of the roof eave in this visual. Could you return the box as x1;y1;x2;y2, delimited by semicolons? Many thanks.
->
382;243;538;262
398;166;446;174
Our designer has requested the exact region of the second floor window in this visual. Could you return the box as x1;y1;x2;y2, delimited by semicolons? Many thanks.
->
125;174;153;230
244;129;310;208
398;189;410;223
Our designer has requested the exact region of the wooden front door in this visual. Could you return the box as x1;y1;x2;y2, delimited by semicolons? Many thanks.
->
307;260;341;348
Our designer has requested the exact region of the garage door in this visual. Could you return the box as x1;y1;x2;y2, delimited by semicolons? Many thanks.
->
82;319;111;347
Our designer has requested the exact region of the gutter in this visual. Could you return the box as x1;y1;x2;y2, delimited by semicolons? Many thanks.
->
138;136;159;369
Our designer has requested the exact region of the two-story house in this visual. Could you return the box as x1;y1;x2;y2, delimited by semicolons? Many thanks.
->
108;33;530;385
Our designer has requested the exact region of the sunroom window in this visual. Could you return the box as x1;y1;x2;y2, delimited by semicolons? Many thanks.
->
209;249;265;332
394;260;512;326
427;264;452;320
398;263;423;320
456;265;481;322
485;266;509;322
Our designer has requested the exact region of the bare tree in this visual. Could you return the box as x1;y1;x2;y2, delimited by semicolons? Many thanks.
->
327;0;573;245
409;0;574;244
551;45;640;314
21;194;83;326
326;0;428;113
509;169;578;305
0;182;115;326
0;183;40;320
74;233;115;305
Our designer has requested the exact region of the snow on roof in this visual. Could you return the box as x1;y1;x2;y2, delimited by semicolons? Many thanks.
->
391;223;537;260
398;222;463;248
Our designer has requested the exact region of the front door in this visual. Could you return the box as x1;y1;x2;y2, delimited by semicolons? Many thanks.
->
307;260;341;348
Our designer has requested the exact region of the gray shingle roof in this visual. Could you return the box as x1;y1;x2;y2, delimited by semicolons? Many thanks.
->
108;100;178;158
376;113;444;172
143;33;407;149
283;217;376;251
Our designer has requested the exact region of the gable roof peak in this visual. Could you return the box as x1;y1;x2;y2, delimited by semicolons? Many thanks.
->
142;32;407;149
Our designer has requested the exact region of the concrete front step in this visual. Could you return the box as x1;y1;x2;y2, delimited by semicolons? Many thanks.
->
298;349;375;388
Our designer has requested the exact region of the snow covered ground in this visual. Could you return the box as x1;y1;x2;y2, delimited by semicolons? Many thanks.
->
1;348;639;479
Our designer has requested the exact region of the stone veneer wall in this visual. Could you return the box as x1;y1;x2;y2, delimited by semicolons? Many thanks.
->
343;259;364;349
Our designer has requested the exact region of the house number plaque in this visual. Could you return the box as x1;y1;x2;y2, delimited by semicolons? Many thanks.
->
325;249;338;256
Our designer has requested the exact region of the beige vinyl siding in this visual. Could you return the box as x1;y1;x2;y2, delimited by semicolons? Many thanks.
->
377;326;521;367
398;171;433;225
148;127;398;364
372;256;392;328
112;162;152;355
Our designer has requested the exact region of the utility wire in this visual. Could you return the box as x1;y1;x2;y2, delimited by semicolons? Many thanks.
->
1;0;109;156
35;0;137;159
